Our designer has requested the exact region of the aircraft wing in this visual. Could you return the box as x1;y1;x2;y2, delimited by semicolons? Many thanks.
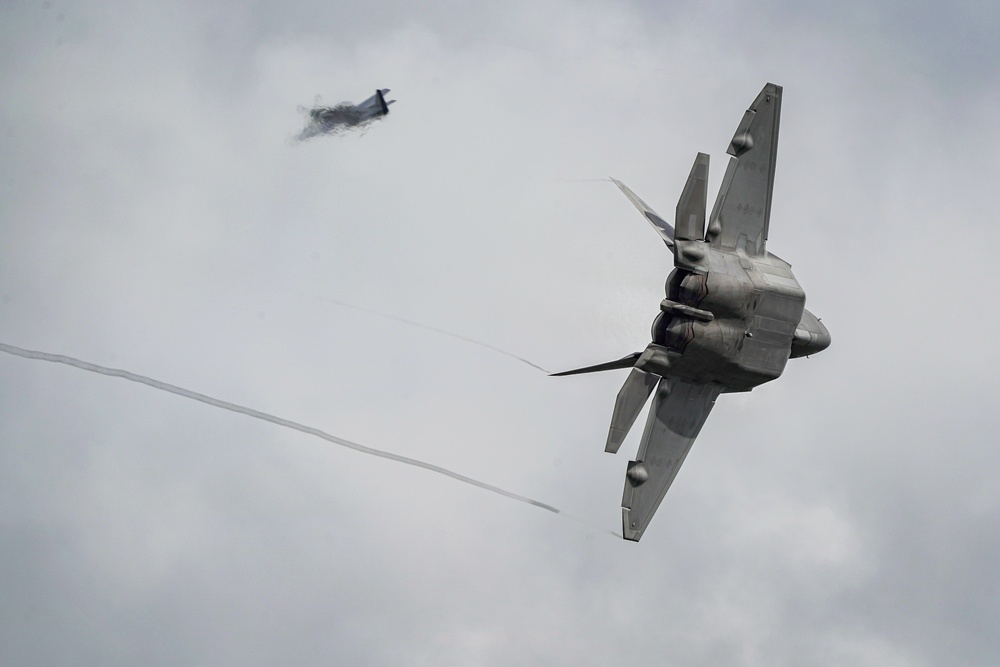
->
708;83;782;257
621;378;721;541
611;178;675;247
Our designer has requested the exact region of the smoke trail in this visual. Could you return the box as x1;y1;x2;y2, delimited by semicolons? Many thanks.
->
1;342;615;536
296;103;379;141
309;295;551;374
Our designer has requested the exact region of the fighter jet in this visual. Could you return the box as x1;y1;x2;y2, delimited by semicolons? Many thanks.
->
555;83;831;541
298;88;395;139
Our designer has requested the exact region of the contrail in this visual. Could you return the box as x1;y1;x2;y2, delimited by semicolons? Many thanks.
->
309;295;551;374
545;178;614;183
0;342;615;536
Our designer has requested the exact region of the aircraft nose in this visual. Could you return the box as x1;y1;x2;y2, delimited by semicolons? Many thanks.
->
790;309;831;358
809;318;832;354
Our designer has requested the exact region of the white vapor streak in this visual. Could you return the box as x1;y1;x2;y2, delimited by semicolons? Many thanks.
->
308;295;552;373
1;341;616;536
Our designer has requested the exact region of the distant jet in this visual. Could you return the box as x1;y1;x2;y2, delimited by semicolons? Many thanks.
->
298;88;395;139
554;83;831;541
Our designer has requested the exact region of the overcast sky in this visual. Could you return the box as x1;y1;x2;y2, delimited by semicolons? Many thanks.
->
3;1;1000;665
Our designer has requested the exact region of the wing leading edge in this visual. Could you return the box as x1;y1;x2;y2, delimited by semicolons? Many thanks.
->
622;378;721;541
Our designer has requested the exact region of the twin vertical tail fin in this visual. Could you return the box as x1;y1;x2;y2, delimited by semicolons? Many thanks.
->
376;89;390;115
611;83;782;259
672;152;711;271
674;153;709;243
609;150;709;262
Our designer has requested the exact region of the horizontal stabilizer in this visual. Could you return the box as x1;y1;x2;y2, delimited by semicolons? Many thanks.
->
606;370;659;453
550;352;640;377
610;179;675;247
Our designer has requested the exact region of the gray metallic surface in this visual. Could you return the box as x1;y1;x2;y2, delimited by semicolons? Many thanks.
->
790;308;832;358
621;379;722;541
605;369;659;454
556;83;830;541
709;83;781;255
674;153;709;243
610;178;675;246
550;352;641;377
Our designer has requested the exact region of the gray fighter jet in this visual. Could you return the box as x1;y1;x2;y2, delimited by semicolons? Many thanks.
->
555;83;831;541
298;88;395;139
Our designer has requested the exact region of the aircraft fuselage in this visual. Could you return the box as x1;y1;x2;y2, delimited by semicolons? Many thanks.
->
651;248;827;392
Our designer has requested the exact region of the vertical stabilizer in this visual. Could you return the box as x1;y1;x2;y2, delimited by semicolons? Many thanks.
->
675;153;709;242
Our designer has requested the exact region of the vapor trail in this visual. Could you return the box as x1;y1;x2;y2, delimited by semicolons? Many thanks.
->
545;178;614;183
1;342;616;533
310;295;551;374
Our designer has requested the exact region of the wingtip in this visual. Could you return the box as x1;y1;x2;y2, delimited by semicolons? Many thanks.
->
621;508;643;541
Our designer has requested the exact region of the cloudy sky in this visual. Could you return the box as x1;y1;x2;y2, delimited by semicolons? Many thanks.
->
3;1;1000;665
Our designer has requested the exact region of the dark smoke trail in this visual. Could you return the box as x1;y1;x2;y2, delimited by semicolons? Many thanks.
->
1;342;615;536
309;295;551;374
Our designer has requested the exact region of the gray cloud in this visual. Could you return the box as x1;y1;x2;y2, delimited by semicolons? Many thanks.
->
2;0;1000;665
